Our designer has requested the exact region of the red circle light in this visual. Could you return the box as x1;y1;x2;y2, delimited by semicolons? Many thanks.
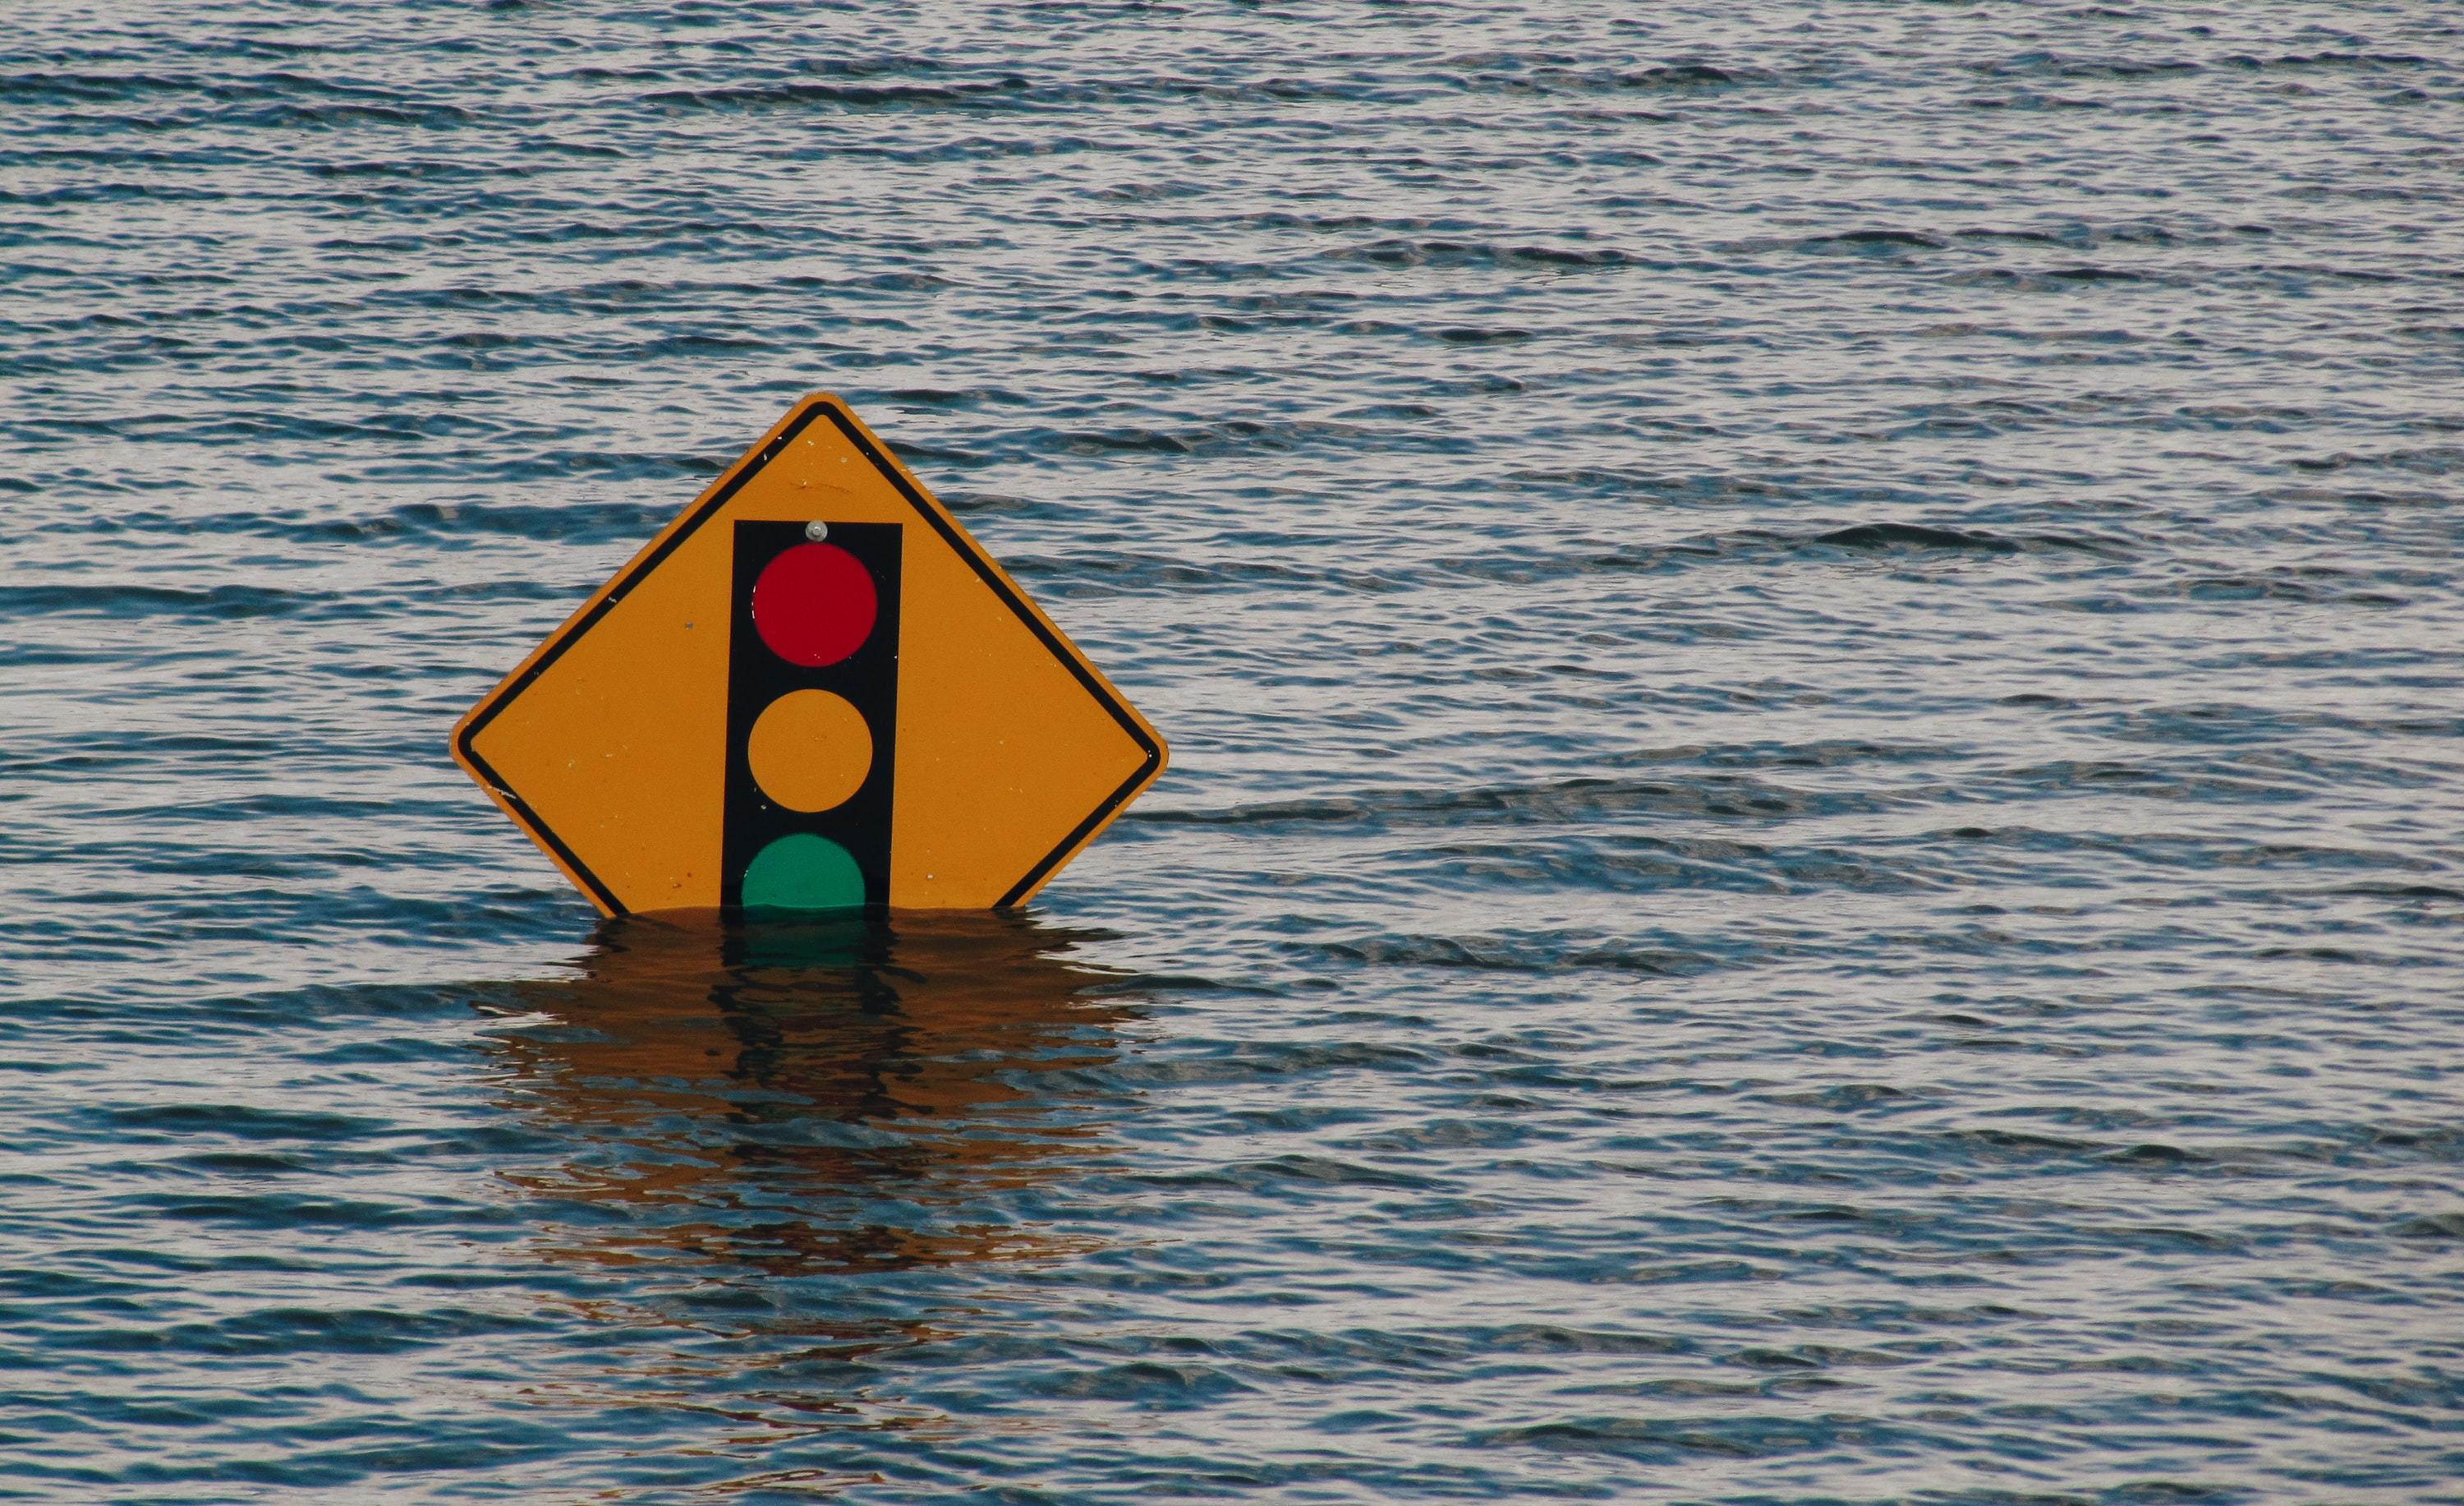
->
752;542;877;667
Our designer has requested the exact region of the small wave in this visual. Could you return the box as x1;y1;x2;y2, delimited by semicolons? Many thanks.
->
1137;767;1904;833
1798;228;1947;253
1968;52;2206;81
1323;238;1643;271
1478;1411;1898;1462
2221;52;2435;74
1809;522;2020;554
1547;62;1764;93
641;77;1026;113
1290;932;1725;979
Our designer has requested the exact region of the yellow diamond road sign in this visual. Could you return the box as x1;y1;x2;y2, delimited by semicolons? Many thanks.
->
451;394;1166;916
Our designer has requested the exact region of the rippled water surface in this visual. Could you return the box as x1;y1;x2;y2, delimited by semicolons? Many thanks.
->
6;2;2464;1500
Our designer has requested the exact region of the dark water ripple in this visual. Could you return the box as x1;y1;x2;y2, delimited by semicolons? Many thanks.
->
5;1;2464;1500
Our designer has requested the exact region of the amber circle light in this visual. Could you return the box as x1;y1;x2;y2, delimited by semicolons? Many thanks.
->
746;689;872;813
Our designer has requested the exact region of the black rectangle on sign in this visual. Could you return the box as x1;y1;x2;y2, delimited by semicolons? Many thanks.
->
720;521;902;910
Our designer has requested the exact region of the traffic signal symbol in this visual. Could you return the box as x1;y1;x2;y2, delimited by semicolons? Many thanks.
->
451;393;1165;916
720;521;902;910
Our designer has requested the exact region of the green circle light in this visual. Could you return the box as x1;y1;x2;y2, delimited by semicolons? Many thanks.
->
741;833;867;911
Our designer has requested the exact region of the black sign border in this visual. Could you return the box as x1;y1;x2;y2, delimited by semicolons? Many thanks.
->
454;397;1165;915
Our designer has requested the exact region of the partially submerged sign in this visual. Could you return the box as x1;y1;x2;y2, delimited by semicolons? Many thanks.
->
452;394;1165;916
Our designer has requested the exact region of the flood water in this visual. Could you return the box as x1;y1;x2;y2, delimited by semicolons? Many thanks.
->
5;2;2462;1500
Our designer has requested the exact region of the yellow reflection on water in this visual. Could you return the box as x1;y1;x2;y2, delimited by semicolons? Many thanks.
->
484;909;1140;1281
